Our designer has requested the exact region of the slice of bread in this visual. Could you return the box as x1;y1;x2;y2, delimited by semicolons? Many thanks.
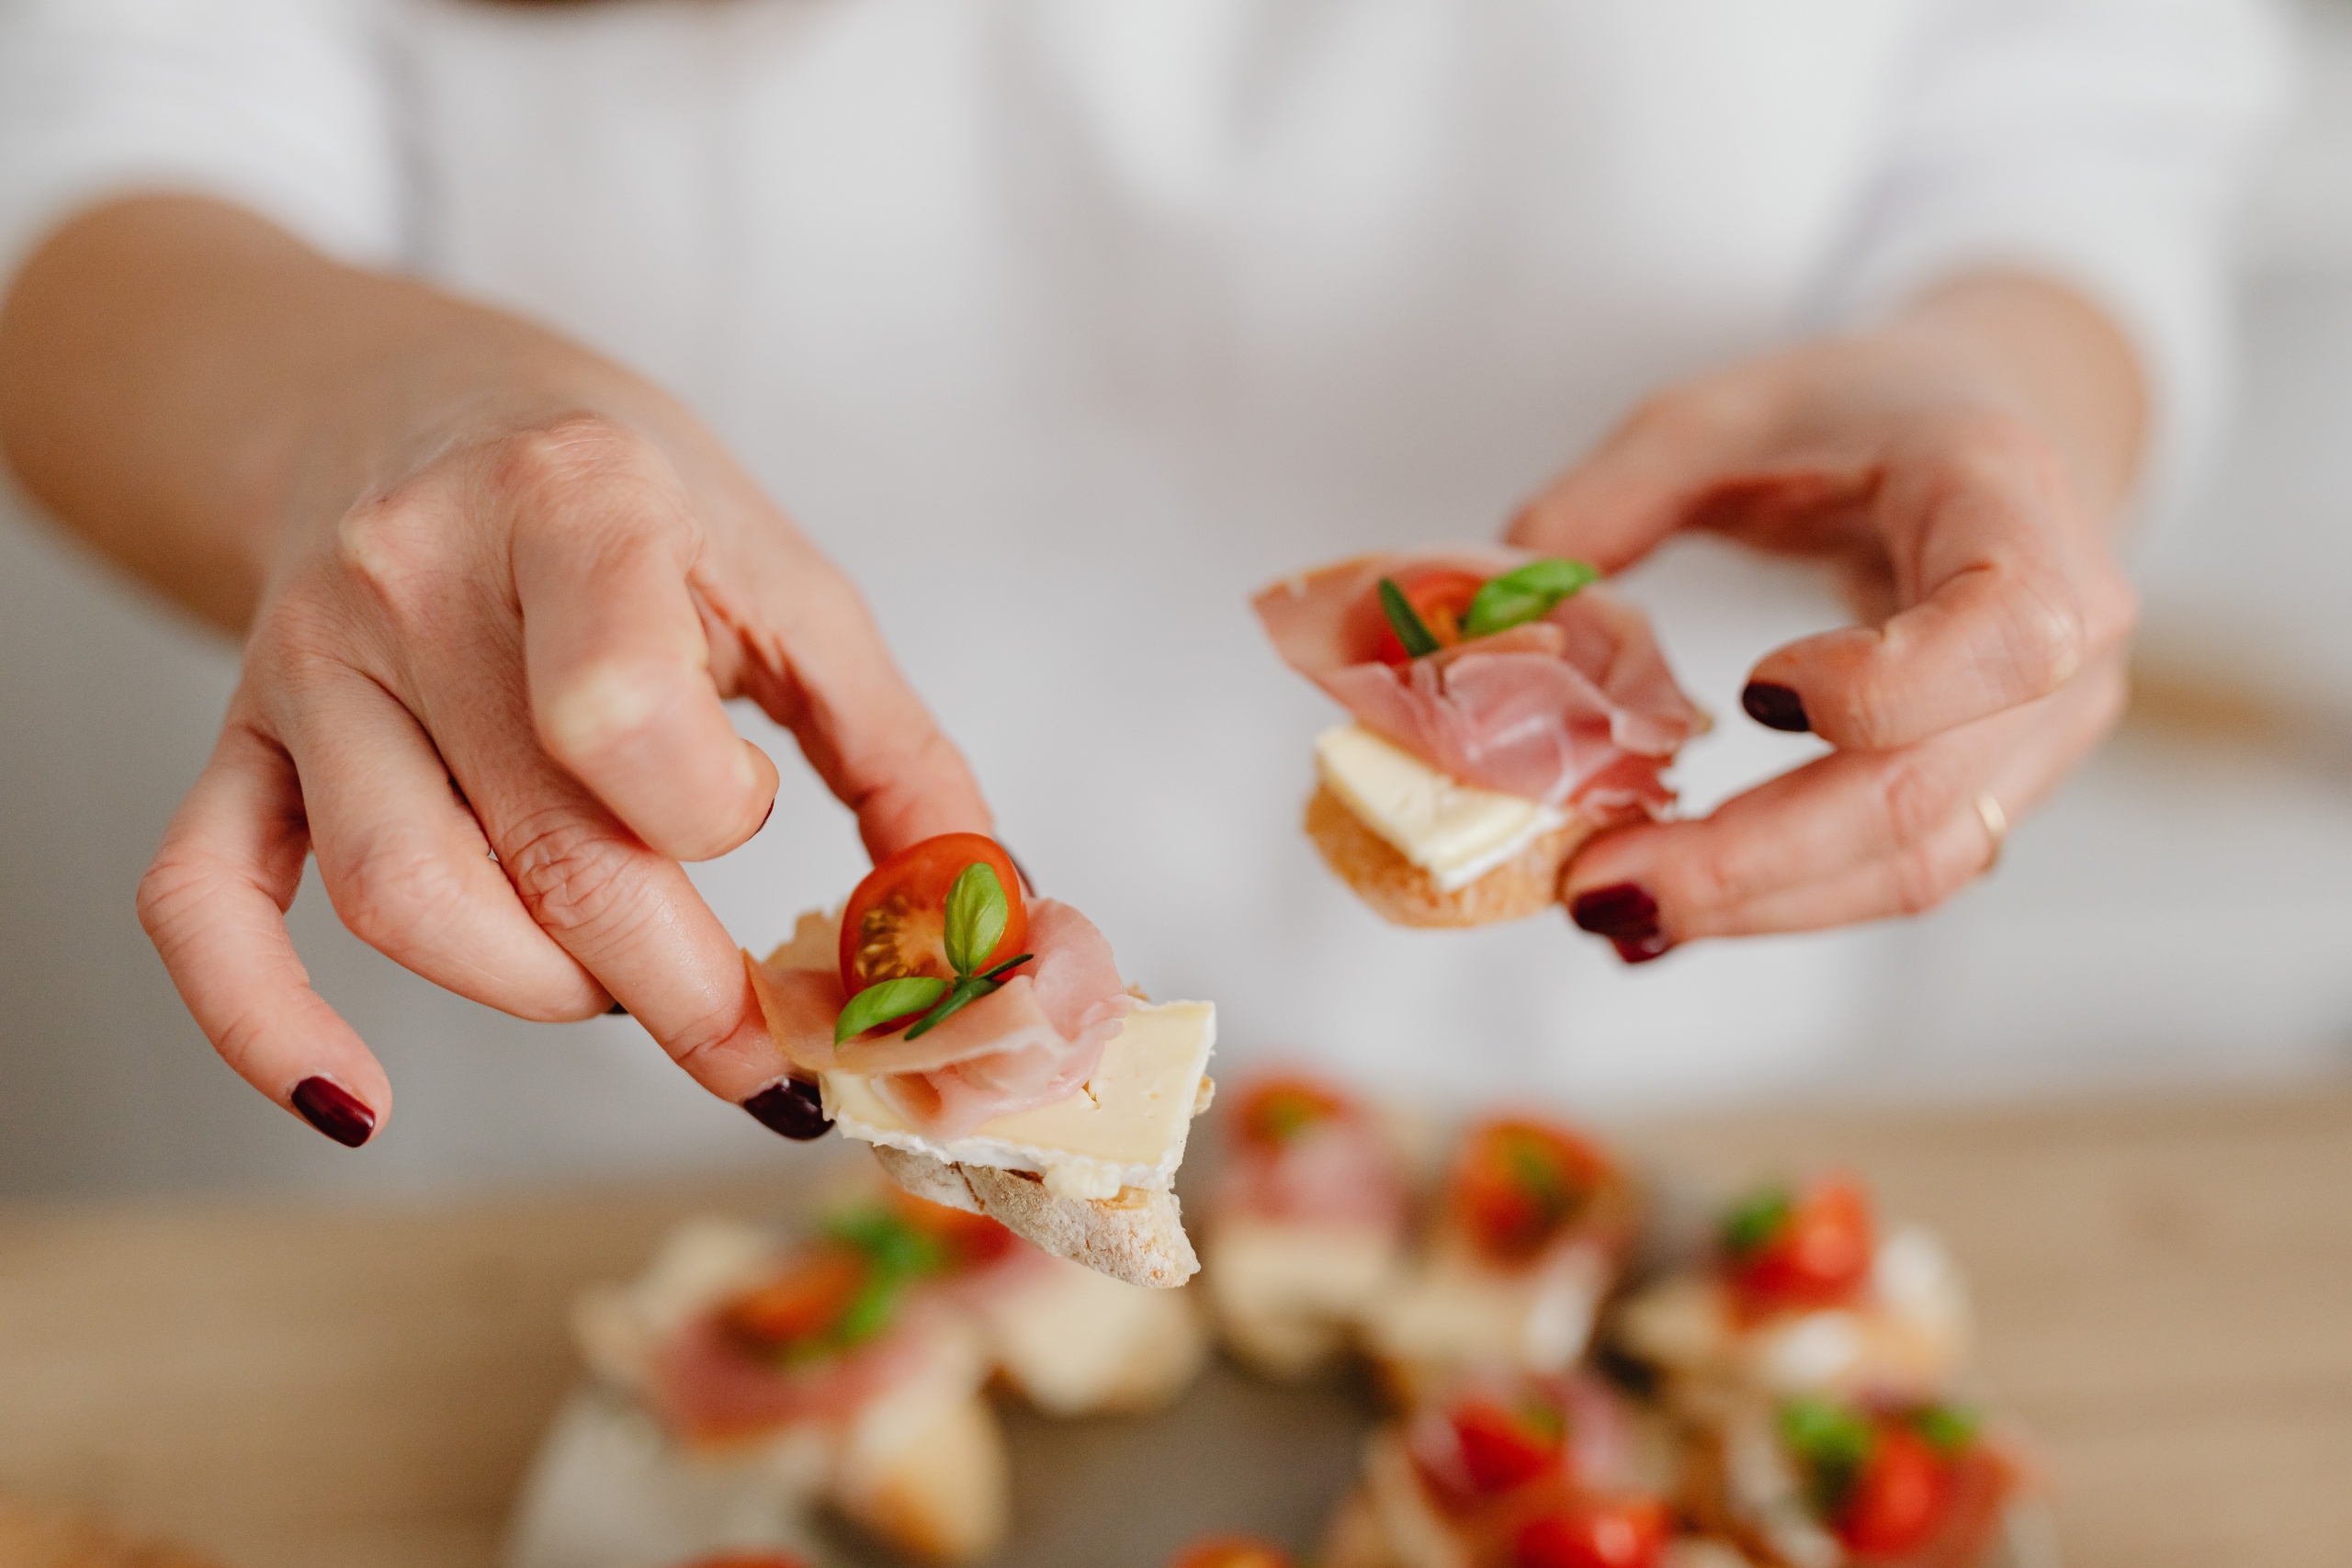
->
1305;783;1595;929
870;1146;1199;1290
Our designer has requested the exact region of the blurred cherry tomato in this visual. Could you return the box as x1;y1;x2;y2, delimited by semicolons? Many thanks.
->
890;1189;1019;1271
1372;568;1487;665
718;1248;867;1352
839;832;1027;995
1235;1077;1350;1150
1169;1536;1293;1568
1451;1396;1568;1494
1726;1176;1873;1314
1836;1426;1952;1558
1453;1120;1609;1262
1514;1498;1674;1568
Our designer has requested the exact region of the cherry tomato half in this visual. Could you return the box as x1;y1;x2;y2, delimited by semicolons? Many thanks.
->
1371;568;1488;666
839;832;1028;996
1452;1120;1610;1262
1727;1176;1874;1314
1235;1077;1351;1151
1169;1537;1293;1568
1514;1498;1674;1568
1451;1396;1568;1494
718;1247;868;1353
1835;1426;1952;1559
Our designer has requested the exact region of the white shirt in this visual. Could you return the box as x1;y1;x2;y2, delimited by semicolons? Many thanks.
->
0;0;2288;1189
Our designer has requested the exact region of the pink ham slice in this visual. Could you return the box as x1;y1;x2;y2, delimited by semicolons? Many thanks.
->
647;1310;931;1443
746;897;1131;1141
1251;546;1702;813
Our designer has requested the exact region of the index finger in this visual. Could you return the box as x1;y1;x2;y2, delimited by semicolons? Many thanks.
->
1744;414;2133;750
505;420;781;863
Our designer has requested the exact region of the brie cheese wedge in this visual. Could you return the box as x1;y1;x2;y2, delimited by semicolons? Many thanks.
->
822;1000;1216;1201
1315;724;1566;891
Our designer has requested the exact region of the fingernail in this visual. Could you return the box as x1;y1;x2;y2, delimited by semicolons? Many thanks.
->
1741;682;1810;733
1570;882;1659;942
605;999;628;1016
291;1077;375;1147
1005;847;1036;896
744;1078;833;1141
758;797;775;834
1611;933;1675;965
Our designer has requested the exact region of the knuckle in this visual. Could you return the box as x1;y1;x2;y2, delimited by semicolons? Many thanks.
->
1888;831;1971;917
135;850;210;948
1877;755;1959;850
1661;834;1751;921
500;809;649;945
491;415;682;528
331;830;473;952
537;661;673;768
333;493;453;617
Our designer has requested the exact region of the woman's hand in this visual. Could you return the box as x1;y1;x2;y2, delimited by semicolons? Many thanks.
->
1511;276;2143;962
0;197;987;1143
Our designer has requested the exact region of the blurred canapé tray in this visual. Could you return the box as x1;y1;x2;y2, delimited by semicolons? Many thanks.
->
2;1087;2349;1567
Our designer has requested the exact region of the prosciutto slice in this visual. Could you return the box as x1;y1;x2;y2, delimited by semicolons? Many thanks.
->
647;1308;931;1443
747;897;1131;1141
1251;546;1702;813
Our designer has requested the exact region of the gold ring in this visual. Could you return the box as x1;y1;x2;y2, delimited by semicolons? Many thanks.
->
1974;793;2007;875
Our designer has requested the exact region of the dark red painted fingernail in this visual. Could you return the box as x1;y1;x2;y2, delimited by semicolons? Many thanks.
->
291;1077;375;1147
1611;933;1675;965
1570;882;1659;942
744;1078;833;1141
758;797;775;833
1742;682;1810;733
605;999;628;1016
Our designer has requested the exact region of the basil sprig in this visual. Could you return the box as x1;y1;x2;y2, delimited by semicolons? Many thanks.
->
1377;577;1442;658
1462;558;1599;637
1377;558;1597;663
834;976;950;1043
1780;1396;1877;1517
1720;1183;1792;1258
832;860;1034;1045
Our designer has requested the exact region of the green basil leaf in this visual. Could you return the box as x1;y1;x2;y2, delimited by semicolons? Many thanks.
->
1779;1396;1875;1516
833;976;950;1043
902;975;999;1042
978;953;1035;983
1720;1183;1792;1258
1377;577;1442;659
942;861;1008;977
1910;1404;1980;1455
1462;558;1599;638
827;1206;948;1281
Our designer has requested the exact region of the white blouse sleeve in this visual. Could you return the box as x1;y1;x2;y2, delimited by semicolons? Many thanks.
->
0;0;405;300
1816;0;2294;511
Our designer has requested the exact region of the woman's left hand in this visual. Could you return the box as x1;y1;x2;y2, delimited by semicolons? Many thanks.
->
1511;276;2143;962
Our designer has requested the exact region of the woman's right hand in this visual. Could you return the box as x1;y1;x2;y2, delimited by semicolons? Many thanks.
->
1;197;989;1145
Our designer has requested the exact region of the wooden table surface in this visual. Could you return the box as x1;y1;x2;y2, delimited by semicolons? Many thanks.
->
3;1085;2348;1568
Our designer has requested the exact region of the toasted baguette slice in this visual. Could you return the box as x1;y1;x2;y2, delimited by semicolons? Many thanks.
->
1305;783;1595;928
872;1146;1199;1289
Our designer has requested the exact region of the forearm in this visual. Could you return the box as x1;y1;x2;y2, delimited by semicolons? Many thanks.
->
1894;272;2149;526
0;196;627;631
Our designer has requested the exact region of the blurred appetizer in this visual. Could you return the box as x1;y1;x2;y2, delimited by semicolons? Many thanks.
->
1204;1073;1413;1378
1367;1117;1637;1400
1684;1395;2024;1568
1252;548;1701;927
746;832;1216;1287
567;1212;1009;1564
1320;1371;1682;1568
1611;1179;1968;1409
